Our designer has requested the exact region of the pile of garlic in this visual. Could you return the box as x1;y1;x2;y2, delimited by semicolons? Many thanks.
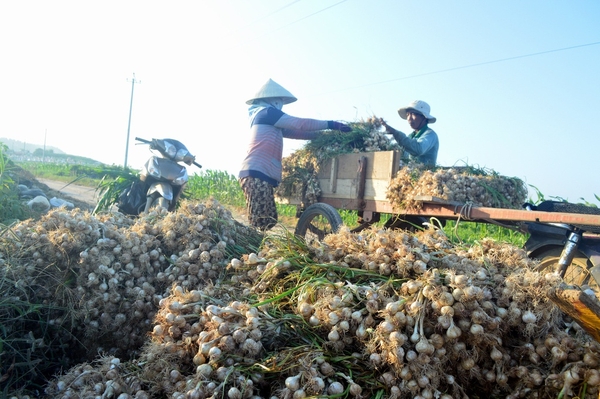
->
0;198;262;395
43;224;600;399
387;162;528;210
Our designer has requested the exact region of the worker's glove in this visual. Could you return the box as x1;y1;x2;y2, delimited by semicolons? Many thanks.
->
328;121;352;132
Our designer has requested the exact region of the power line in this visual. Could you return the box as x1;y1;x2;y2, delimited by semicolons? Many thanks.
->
237;0;302;30
235;0;348;44
265;0;348;33
325;41;600;94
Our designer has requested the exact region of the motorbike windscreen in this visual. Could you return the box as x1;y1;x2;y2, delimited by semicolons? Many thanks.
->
143;157;188;183
152;138;195;163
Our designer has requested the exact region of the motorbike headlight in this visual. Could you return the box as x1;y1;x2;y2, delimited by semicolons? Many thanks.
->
163;141;177;158
175;149;189;162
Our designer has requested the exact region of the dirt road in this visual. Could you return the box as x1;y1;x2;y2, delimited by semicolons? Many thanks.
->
37;179;99;207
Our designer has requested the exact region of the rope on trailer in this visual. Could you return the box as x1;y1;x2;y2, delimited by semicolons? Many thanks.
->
450;201;524;241
454;201;523;233
456;202;474;220
450;201;475;243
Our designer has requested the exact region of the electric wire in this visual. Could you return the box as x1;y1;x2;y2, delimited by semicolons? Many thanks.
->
233;2;598;96
324;41;600;94
233;0;349;44
236;0;303;31
262;0;348;34
226;0;597;96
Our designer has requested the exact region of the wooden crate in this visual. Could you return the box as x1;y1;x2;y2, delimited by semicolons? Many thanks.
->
316;150;401;201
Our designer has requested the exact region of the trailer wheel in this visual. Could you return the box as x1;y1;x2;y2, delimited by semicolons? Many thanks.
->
534;247;598;291
295;203;343;245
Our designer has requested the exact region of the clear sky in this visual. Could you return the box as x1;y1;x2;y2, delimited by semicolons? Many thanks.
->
1;1;598;205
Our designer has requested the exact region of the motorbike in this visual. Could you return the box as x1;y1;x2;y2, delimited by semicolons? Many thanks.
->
521;200;600;341
117;137;201;215
522;200;600;287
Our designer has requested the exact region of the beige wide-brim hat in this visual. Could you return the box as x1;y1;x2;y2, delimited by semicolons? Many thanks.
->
246;78;298;105
398;100;436;123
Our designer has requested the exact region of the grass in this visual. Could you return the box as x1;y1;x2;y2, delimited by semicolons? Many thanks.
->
186;169;246;207
0;144;33;224
16;162;126;187
0;234;78;394
444;219;526;246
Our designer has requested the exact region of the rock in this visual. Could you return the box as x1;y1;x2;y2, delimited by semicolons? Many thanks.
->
27;196;51;212
50;197;75;210
19;188;48;199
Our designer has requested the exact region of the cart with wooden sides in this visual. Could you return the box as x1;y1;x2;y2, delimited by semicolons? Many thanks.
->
276;150;600;341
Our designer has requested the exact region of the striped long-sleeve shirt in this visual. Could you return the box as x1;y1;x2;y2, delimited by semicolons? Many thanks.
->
239;107;328;186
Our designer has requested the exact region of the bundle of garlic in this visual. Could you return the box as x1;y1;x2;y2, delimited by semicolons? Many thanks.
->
42;222;600;399
42;356;150;399
387;162;528;210
0;207;138;388
0;198;262;396
47;225;600;399
231;229;600;399
309;227;600;398
72;199;262;357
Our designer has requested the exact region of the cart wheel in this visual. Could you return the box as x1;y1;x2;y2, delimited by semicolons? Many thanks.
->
534;247;598;292
295;203;343;244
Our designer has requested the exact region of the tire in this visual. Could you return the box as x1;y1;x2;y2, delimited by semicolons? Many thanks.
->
533;246;598;290
295;203;343;244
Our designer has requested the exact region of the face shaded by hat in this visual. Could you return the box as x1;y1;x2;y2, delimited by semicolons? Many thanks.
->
398;100;436;123
246;79;297;105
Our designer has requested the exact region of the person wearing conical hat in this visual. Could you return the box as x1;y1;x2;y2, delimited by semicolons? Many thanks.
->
382;100;439;165
239;78;352;231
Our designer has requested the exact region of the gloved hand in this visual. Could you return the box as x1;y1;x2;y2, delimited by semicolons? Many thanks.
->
328;121;352;132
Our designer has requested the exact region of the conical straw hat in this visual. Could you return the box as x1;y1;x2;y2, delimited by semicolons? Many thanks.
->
246;79;297;105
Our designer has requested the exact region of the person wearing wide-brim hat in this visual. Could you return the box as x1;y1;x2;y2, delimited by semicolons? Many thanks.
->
239;78;352;231
382;100;439;166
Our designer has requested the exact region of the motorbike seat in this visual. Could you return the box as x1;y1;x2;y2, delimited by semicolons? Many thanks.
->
526;200;600;233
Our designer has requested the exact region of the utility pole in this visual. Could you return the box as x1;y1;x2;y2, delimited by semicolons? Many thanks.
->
124;73;141;168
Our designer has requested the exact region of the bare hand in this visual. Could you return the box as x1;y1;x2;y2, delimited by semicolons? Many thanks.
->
381;121;394;134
